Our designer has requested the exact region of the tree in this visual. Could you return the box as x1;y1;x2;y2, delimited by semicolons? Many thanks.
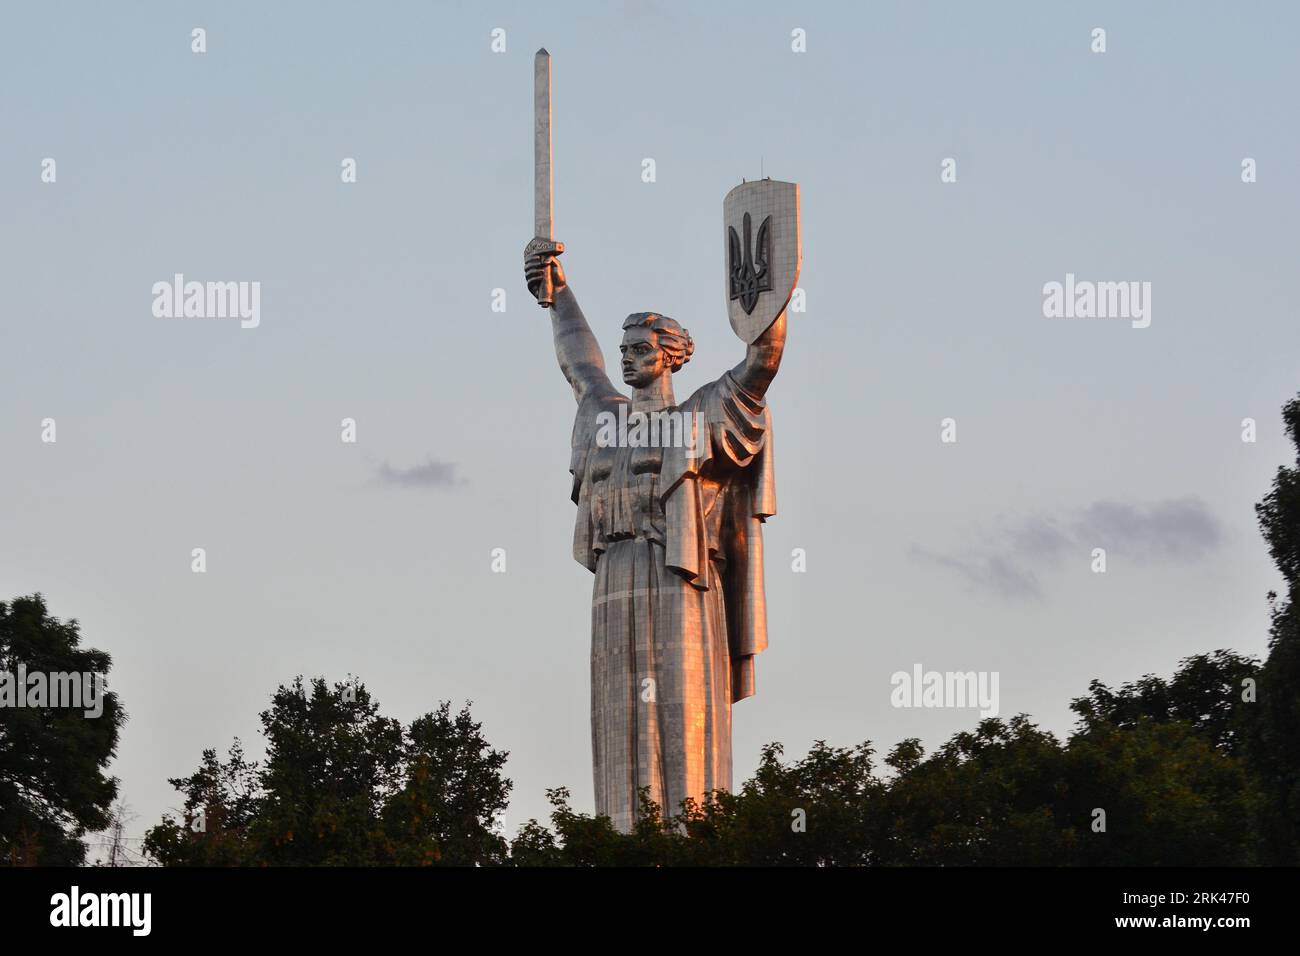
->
251;677;404;866
512;670;1258;867
142;740;263;866
383;701;510;865
694;740;882;866
146;394;1300;866
1070;650;1259;756
878;717;1074;866
145;678;511;866
0;594;124;866
1064;718;1253;865
1250;393;1300;862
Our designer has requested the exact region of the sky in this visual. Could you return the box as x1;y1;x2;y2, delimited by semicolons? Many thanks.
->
2;0;1298;849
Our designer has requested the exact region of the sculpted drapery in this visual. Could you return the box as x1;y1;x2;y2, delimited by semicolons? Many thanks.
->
527;252;784;832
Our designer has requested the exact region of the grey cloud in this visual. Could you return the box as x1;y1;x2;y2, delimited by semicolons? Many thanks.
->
998;514;1073;565
376;458;461;488
1071;498;1222;561
911;546;1044;601
917;498;1223;601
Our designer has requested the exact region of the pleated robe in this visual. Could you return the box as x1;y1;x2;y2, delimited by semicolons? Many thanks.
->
569;370;775;832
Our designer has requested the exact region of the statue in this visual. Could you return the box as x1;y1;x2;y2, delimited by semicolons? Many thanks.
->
523;49;800;832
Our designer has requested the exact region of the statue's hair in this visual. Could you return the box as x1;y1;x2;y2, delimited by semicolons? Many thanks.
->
622;312;694;373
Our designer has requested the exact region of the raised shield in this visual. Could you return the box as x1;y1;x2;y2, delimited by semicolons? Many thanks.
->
723;179;801;343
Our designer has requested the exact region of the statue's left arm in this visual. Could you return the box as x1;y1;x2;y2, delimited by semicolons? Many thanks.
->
670;316;782;704
729;312;787;398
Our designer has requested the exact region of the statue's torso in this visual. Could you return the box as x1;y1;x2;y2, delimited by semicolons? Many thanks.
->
587;439;668;547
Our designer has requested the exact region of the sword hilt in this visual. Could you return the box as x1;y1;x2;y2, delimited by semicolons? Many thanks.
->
525;236;565;308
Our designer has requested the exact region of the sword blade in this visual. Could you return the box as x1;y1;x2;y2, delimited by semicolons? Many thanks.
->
534;48;552;239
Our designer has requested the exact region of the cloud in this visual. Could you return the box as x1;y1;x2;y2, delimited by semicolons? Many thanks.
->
375;458;460;489
911;546;1044;601
1071;499;1222;561
915;497;1223;601
999;514;1074;564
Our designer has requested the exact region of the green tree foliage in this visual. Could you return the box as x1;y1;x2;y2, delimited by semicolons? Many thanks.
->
511;701;1254;866
253;677;404;865
1250;393;1300;862
0;594;124;865
878;718;1075;866
144;679;509;866
143;393;1300;866
504;395;1300;866
1071;650;1259;755
140;741;261;866
382;703;511;864
1064;719;1253;865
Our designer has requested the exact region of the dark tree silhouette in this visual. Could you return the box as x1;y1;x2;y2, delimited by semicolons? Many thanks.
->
149;394;1300;867
1250;394;1300;863
145;678;510;866
0;594;124;865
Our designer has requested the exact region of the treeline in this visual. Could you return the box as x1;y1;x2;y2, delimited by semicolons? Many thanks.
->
135;648;1276;866
143;395;1300;866
4;396;1299;866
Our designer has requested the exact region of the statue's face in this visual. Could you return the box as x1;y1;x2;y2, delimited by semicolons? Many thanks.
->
620;326;668;387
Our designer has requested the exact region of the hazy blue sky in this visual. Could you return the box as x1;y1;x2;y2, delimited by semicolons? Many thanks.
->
3;1;1298;848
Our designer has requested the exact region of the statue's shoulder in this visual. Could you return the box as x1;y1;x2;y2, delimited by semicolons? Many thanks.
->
572;386;626;451
577;383;627;419
679;370;762;417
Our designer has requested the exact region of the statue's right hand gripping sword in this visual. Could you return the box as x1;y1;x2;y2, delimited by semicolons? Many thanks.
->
527;47;564;307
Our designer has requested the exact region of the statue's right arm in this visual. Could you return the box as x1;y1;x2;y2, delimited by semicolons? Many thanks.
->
526;249;614;403
550;286;614;402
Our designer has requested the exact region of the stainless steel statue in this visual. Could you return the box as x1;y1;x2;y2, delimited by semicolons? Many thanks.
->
524;49;800;832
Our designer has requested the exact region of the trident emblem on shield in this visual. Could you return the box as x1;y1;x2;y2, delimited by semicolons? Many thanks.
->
728;212;772;315
722;180;800;344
